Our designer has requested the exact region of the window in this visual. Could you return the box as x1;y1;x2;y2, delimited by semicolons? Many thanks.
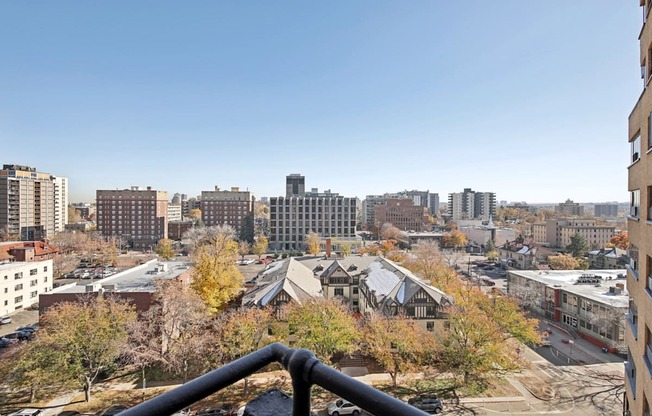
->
630;299;639;339
30;279;37;287
633;132;642;164
626;347;637;398
426;322;435;332
30;291;37;298
334;288;344;297
44;266;48;272
14;295;23;304
30;268;37;276
631;190;641;218
14;272;22;280
352;287;358;295
630;244;640;278
15;284;23;291
646;326;652;376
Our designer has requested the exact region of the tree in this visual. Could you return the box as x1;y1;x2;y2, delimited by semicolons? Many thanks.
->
567;233;589;257
362;315;435;388
282;298;359;363
379;239;396;255
440;230;468;250
183;225;236;254
239;213;255;244
156;238;175;260
484;239;496;253
68;205;83;224
238;241;250;261
381;223;404;241
485;250;499;262
0;224;20;242
189;208;202;221
190;235;244;313
402;241;458;290
340;243;352;256
131;280;212;383
252;236;268;259
610;231;629;250
386;250;407;263
33;296;136;402
547;254;582;270
306;231;321;255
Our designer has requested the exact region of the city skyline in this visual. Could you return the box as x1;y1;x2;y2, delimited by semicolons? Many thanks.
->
0;2;640;203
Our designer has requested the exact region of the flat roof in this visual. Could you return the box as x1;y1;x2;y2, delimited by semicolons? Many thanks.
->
509;269;628;308
53;260;191;294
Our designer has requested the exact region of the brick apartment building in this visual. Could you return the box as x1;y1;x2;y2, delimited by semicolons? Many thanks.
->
374;199;429;232
200;186;254;232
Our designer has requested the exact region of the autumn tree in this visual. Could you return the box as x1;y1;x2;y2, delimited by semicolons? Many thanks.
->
183;225;236;254
68;205;83;224
386;250;407;263
547;254;581;270
252;236;268;259
362;315;435;388
440;230;468;251
156;238;175;260
381;223;404;241
402;241;458;290
340;243;352;256
305;231;321;255
0;225;20;242
610;231;629;250
379;239;397;255
131;280;213;383
238;241;251;261
567;233;589;257
32;296;136;402
282;298;359;363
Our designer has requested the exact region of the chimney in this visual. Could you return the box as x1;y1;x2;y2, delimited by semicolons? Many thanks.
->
326;238;332;258
616;282;625;290
215;186;220;191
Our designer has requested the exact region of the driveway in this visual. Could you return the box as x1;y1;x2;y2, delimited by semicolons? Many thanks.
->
0;308;39;337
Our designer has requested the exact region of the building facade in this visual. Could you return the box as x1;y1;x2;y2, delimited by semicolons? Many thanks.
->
96;186;168;249
167;203;182;222
624;3;652;413
0;260;53;316
374;199;429;232
555;199;584;216
532;218;615;249
448;188;496;221
200;186;254;232
0;164;62;241
53;176;68;233
594;203;619;217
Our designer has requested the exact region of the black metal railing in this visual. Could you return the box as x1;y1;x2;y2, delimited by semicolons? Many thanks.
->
120;342;429;416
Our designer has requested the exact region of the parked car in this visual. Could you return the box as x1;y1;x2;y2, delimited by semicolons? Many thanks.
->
483;266;494;271
56;411;81;416
0;315;12;325
0;338;15;348
94;406;127;416
408;395;444;414
4;331;33;341
481;278;496;286
7;409;43;416
327;399;361;416
16;325;39;333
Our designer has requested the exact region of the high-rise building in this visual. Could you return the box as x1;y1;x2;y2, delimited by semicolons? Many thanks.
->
428;193;440;216
555;199;584;216
594;203;619;217
448;188;496;221
624;3;652;413
271;175;357;251
286;174;305;198
0;164;63;241
96;186;168;249
200;186;254;232
53;177;68;233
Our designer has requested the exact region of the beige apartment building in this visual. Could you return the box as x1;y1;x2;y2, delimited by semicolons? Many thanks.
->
624;2;652;414
374;198;429;232
96;186;168;249
200;186;254;232
0;164;63;241
532;218;615;249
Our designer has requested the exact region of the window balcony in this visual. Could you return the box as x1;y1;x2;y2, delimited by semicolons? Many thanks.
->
625;361;637;399
645;345;652;377
626;312;638;339
119;343;428;416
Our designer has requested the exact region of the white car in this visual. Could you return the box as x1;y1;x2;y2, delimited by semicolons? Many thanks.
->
327;399;362;416
0;315;12;325
7;409;43;416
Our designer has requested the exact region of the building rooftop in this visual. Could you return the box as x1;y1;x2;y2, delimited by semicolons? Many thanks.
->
53;259;191;294
509;269;628;308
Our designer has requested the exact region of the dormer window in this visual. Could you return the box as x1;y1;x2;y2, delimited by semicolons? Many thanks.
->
347;264;358;271
314;264;324;272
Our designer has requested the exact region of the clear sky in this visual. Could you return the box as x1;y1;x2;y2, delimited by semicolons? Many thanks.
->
0;1;642;204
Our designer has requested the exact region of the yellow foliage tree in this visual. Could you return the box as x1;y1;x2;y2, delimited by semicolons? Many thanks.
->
190;240;244;313
402;241;458;290
156;238;175;260
252;236;269;259
547;254;581;270
306;231;321;255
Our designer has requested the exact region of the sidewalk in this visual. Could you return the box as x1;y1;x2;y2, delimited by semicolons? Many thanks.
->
541;319;623;365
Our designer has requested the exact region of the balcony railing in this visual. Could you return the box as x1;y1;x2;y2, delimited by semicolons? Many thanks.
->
120;343;429;416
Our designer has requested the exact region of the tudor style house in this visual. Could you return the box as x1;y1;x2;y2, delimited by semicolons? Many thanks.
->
241;255;452;330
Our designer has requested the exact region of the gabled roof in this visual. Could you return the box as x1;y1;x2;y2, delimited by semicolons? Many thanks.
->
241;258;322;307
320;260;352;279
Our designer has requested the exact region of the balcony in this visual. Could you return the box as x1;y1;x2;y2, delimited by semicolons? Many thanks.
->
625;361;637;399
645;345;652;377
120;343;428;416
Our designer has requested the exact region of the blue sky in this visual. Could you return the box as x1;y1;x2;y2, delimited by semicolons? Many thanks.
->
0;1;641;203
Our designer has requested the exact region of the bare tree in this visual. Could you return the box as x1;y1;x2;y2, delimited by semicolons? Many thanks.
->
183;225;236;253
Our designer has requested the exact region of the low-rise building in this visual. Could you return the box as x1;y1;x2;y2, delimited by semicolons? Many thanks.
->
499;239;537;270
532;218;615;249
507;269;627;349
0;241;59;262
0;260;53;315
587;247;628;269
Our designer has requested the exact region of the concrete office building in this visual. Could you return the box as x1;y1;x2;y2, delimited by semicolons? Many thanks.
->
270;175;358;251
96;186;168;249
555;199;584;216
0;164;62;241
531;218;615;249
594;203;619;217
200;186;254;232
624;2;652;413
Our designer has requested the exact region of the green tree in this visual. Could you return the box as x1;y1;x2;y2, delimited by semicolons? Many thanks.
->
156;238;175;260
252;236;269;259
282;298;359;363
441;230;468;250
33;296;136;402
566;233;589;257
362;315;435;388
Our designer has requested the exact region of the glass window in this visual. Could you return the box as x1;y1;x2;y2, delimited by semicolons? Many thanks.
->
631;190;641;218
632;132;641;163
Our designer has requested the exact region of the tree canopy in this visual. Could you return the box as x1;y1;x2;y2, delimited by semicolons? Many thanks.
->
566;233;589;257
305;231;321;255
